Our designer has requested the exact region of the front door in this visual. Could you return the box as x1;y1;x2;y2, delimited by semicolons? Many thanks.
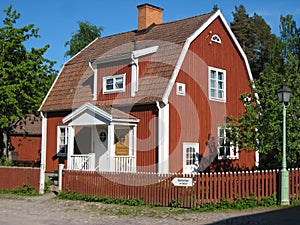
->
95;126;108;170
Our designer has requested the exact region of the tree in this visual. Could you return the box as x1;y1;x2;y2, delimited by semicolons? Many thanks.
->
64;21;103;58
230;5;276;79
212;4;219;12
227;15;300;169
0;6;56;158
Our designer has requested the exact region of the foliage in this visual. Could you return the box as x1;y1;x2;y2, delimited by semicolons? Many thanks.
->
227;12;300;168
0;156;13;166
0;5;56;156
57;191;144;206
196;194;277;211
170;198;182;208
44;179;54;194
64;21;103;58
57;191;280;210
230;5;277;79
0;183;38;196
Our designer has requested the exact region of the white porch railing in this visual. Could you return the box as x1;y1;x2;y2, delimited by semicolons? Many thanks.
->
114;156;135;172
69;153;95;171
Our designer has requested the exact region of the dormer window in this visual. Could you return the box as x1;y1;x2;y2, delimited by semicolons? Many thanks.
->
211;34;221;44
103;73;126;94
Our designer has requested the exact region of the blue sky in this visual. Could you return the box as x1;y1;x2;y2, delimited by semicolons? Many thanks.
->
0;0;299;70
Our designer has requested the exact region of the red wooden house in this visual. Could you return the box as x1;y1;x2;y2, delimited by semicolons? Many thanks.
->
10;114;41;167
39;4;257;174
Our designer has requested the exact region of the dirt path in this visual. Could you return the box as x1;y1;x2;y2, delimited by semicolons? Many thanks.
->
0;193;299;225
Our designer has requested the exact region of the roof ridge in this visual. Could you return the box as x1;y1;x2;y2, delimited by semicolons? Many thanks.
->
93;11;215;40
154;11;215;28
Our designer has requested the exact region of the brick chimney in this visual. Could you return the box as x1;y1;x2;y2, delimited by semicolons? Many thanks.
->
137;4;163;30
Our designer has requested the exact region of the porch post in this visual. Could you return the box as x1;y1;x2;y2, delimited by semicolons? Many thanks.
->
67;126;74;170
107;124;115;172
133;125;137;172
157;102;169;174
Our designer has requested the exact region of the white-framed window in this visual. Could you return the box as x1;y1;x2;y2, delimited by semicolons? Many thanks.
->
208;66;226;102
176;82;186;96
211;34;222;44
103;73;126;94
217;126;238;159
57;126;69;157
183;142;199;174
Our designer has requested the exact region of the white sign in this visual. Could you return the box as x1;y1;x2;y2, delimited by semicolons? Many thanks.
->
171;177;194;187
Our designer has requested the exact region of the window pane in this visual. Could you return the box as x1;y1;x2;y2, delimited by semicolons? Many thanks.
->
186;147;195;165
210;70;216;79
115;77;124;89
218;90;223;98
218;81;223;89
106;78;113;84
218;72;223;80
210;80;216;88
210;89;215;97
106;84;113;90
219;146;225;157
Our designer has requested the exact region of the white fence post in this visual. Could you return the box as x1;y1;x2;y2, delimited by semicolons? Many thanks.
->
58;164;64;193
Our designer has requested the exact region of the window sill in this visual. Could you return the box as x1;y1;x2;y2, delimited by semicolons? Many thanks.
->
57;153;67;157
209;97;226;103
218;156;239;160
103;89;125;94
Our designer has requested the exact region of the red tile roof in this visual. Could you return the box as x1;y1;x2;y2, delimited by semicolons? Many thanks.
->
40;12;214;112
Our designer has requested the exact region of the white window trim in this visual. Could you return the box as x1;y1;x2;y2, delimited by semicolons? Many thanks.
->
208;66;226;102
176;82;186;96
103;73;126;94
183;142;199;174
217;126;239;160
57;126;69;157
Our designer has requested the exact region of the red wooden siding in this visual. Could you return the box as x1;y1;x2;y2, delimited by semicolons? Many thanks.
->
46;112;70;172
128;104;158;172
62;169;300;208
0;167;40;191
169;17;255;172
11;135;41;163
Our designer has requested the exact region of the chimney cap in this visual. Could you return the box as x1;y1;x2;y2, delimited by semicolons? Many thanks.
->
137;3;164;11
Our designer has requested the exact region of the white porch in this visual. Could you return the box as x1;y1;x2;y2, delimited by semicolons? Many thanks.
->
62;103;139;172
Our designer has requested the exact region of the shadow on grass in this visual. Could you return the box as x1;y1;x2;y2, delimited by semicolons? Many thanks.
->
207;205;300;225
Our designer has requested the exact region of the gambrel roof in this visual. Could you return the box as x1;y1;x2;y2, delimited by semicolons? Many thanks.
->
40;10;252;112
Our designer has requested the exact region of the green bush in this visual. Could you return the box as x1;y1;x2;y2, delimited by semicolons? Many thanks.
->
170;198;181;208
0;156;13;166
57;192;280;210
0;183;38;196
57;191;144;206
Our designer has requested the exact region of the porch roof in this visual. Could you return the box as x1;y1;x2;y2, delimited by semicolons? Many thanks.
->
63;103;139;126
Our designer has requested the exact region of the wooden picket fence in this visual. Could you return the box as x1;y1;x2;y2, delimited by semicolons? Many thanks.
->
63;168;300;208
0;166;40;191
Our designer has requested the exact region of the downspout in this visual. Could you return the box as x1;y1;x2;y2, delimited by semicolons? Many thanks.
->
89;61;97;100
131;54;139;97
39;111;47;194
156;101;169;173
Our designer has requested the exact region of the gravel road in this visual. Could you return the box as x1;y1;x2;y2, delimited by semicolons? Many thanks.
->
0;192;299;225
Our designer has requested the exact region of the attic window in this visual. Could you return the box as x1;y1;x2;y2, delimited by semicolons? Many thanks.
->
211;34;222;44
103;73;126;94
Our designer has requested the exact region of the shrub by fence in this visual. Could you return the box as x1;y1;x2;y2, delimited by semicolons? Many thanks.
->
63;168;300;208
0;166;40;191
